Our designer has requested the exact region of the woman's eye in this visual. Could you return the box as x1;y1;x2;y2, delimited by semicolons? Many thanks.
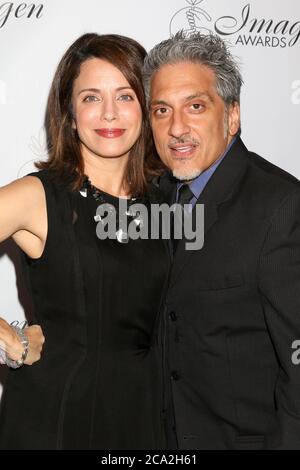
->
118;94;134;101
83;95;99;102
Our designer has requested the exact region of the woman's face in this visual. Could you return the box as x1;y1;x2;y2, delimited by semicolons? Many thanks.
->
72;58;142;163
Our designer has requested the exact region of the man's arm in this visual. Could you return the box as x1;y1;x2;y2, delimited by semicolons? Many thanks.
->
258;188;300;449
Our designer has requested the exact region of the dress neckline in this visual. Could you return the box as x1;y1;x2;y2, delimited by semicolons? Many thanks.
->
82;176;137;205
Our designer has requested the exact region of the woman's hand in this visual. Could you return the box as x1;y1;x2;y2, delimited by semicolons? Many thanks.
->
24;325;45;365
0;318;45;365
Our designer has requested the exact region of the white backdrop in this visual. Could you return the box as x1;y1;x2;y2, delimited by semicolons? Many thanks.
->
0;0;299;393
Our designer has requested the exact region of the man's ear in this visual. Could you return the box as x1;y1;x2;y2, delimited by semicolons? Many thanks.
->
228;102;240;136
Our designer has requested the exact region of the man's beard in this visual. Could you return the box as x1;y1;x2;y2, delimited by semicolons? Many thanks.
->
172;167;202;182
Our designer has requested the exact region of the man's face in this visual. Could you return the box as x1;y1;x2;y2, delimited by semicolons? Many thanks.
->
150;61;240;180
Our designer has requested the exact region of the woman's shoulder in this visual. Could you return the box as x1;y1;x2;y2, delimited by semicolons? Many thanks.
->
26;169;73;196
26;169;60;187
14;170;69;214
0;173;46;202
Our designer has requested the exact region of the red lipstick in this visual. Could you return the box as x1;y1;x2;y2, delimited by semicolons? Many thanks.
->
95;128;125;138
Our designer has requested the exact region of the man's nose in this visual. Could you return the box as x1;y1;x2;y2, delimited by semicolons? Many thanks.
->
168;110;190;138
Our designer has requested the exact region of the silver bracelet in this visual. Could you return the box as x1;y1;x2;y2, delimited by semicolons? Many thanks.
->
5;326;29;369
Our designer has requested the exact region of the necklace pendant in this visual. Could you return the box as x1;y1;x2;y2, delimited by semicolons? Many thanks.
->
116;228;129;244
133;217;143;227
79;188;88;198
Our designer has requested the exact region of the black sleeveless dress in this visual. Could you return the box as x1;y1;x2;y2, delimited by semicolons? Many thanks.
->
0;170;170;449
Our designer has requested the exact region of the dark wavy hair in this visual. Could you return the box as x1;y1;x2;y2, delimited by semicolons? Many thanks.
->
38;33;163;194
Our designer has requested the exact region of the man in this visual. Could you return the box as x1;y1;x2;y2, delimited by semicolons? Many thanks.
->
143;32;300;449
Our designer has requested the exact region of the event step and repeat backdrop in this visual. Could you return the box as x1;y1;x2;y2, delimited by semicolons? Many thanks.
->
0;0;299;393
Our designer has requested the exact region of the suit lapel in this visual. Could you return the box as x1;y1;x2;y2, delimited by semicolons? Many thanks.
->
169;137;250;286
159;171;177;205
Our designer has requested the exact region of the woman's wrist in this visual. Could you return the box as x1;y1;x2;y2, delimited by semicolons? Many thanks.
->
5;325;29;369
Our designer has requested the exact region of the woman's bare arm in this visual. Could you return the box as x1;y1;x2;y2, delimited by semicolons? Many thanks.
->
0;176;47;366
0;176;47;258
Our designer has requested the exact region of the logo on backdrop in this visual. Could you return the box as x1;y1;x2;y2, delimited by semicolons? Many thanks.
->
291;80;300;105
170;1;300;47
170;0;213;35
0;2;43;29
16;127;48;178
28;127;48;160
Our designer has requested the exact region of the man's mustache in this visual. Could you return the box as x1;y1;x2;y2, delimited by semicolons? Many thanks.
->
168;136;200;147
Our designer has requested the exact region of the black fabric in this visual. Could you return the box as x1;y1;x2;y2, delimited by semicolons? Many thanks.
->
0;170;170;449
159;137;300;449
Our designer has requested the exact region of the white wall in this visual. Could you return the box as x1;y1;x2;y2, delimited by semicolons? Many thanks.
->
0;0;299;394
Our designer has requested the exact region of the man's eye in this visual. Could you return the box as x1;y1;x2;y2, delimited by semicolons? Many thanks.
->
191;103;204;111
83;95;99;102
154;107;168;115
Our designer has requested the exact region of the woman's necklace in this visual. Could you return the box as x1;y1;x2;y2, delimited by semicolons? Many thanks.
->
79;176;144;243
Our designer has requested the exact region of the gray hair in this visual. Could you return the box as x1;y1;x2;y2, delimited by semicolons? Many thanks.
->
143;31;243;105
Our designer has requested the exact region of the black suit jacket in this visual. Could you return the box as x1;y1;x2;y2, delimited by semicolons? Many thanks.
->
159;137;300;449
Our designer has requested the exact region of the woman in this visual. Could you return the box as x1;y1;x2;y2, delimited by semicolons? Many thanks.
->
0;33;170;449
